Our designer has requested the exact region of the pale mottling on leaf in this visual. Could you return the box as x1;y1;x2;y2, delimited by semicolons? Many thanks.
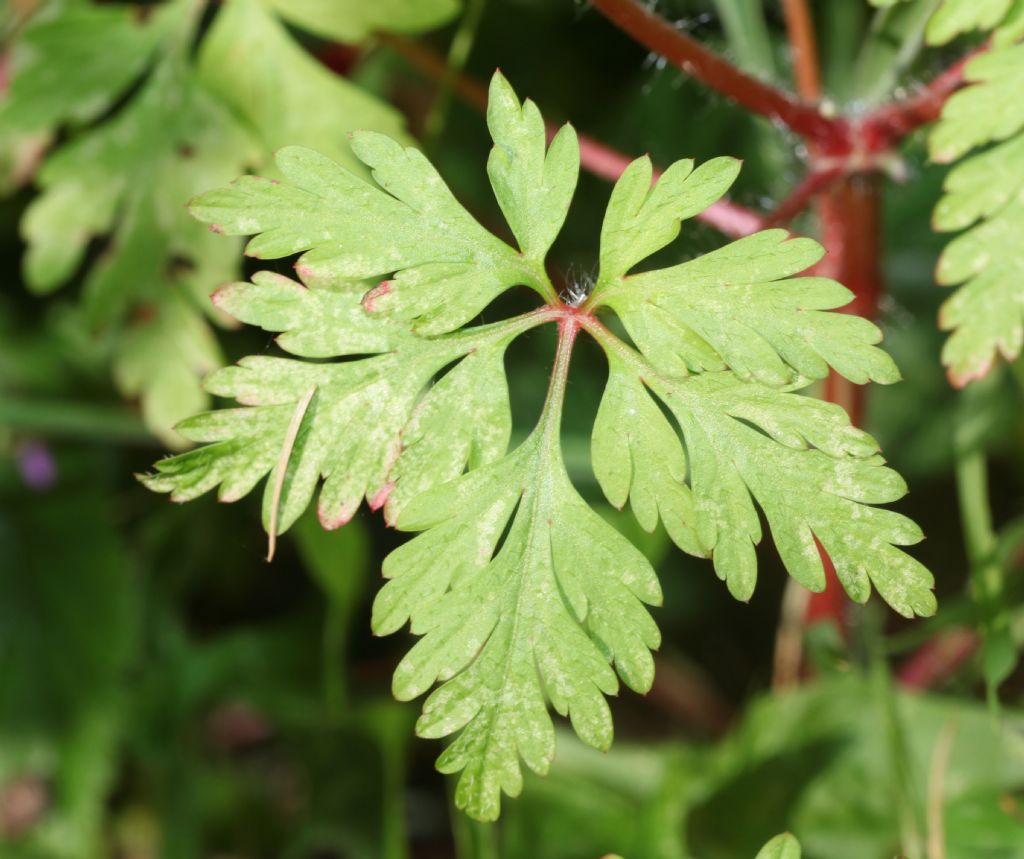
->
929;38;1024;384
141;72;937;822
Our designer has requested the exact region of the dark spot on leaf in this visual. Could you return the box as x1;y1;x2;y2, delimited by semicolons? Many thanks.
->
165;254;194;280
130;5;156;24
131;303;156;325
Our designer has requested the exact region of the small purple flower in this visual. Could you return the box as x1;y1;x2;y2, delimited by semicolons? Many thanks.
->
16;440;57;492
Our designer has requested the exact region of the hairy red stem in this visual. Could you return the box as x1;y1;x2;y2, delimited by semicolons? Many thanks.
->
590;0;849;151
763;165;844;227
860;48;982;151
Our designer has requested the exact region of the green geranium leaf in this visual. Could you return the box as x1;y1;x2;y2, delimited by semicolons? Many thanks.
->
928;46;1024;164
197;0;409;172
926;0;1014;44
755;833;802;859
593;224;899;386
0;2;175;133
261;0;459;43
143;72;935;820
929;37;1024;384
113;291;222;450
374;351;660;820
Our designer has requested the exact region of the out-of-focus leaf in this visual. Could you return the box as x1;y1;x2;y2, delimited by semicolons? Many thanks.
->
690;677;1024;858
197;0;408;173
499;736;706;859
0;3;174;133
113;292;222;450
754;833;800;859
926;0;1014;44
491;675;1024;858
2;0;421;443
261;0;459;43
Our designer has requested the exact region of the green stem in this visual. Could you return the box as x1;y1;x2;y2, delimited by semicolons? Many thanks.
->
954;393;1010;710
818;0;867;103
323;598;347;718
376;720;409;859
451;813;499;859
851;0;943;106
0;396;153;443
540;317;579;438
423;0;488;148
710;0;776;80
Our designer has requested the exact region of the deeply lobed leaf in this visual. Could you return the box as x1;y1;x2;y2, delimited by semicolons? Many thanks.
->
925;0;1015;44
190;135;553;334
592;340;934;616
375;413;661;821
143;72;935;820
928;33;1024;384
592;185;899;386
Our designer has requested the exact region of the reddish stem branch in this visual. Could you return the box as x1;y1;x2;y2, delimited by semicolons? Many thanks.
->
763;165;844;227
816;173;884;320
804;174;884;629
589;0;848;150
379;33;489;111
897;629;978;690
860;48;982;151
781;0;822;101
383;32;765;239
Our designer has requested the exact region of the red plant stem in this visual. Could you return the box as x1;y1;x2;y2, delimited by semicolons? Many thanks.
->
378;33;489;111
763;165;844;227
805;173;883;628
897;629;978;690
589;0;848;151
816;174;883;321
781;0;822;101
382;32;766;239
860;48;982;151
